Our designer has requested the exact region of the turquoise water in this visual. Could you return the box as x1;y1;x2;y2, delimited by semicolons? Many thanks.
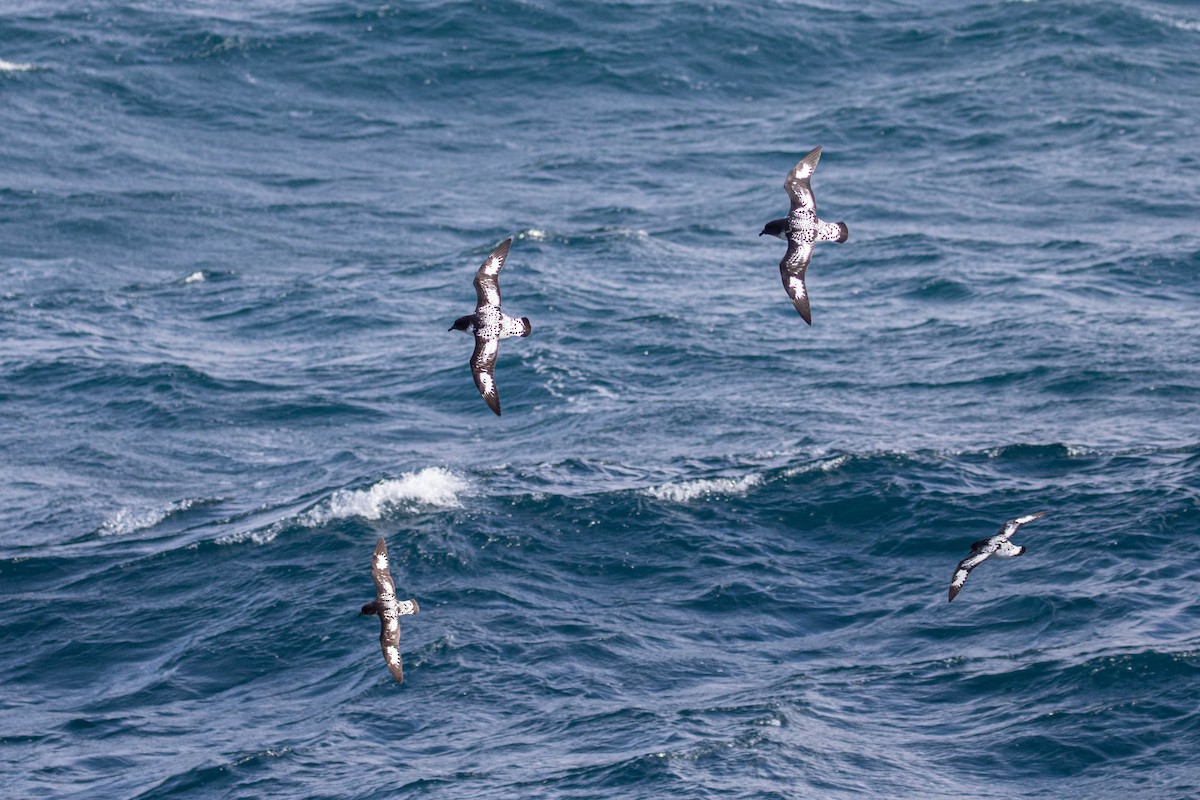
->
2;2;1199;798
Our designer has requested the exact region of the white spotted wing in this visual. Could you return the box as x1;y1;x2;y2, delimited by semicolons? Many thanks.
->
471;337;502;416
473;238;512;309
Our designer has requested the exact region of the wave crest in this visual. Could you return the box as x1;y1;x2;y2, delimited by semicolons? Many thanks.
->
301;467;468;525
99;499;200;536
643;474;761;503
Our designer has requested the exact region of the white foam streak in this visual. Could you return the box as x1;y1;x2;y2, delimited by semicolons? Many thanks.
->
783;455;850;477
644;474;761;503
100;499;197;536
0;60;34;72
216;523;283;546
1149;12;1200;32
302;467;468;525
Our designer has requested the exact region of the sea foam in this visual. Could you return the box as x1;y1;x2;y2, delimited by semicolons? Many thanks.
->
99;499;199;536
643;474;761;503
301;467;468;525
782;455;850;477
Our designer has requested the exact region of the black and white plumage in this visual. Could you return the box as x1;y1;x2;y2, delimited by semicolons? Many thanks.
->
449;238;532;416
948;512;1047;602
359;537;419;683
759;146;849;324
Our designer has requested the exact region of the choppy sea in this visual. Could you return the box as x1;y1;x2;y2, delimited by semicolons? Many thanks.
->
2;1;1200;798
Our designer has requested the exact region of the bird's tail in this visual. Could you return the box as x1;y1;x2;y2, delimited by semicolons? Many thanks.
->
818;221;849;243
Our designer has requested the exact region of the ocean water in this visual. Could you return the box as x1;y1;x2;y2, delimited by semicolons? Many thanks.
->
2;1;1199;797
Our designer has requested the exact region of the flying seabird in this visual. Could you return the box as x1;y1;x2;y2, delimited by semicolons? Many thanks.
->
360;537;419;683
759;146;849;324
449;237;532;415
948;512;1047;602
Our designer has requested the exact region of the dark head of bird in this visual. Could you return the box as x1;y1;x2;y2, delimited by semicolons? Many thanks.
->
359;601;380;617
448;315;474;333
759;218;789;239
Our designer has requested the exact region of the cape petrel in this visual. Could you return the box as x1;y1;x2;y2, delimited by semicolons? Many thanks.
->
449;237;532;416
948;512;1047;602
759;146;849;324
360;537;419;683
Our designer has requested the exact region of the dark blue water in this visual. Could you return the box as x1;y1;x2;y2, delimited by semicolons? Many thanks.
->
3;2;1200;797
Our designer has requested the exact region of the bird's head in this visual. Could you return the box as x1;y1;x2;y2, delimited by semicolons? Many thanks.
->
759;218;788;239
449;315;473;332
359;602;378;617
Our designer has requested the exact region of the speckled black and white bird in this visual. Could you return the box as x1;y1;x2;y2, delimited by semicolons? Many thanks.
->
759;146;849;324
359;537;419;683
948;512;1047;602
449;237;532;416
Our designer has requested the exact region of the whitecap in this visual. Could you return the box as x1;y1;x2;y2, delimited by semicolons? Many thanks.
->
99;498;198;536
301;467;468;525
0;60;34;72
184;271;206;283
643;474;761;503
783;455;850;477
216;523;283;547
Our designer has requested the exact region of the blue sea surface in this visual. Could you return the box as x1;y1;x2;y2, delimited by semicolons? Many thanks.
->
2;1;1199;798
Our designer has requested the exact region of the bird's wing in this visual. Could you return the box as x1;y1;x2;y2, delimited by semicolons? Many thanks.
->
474;238;512;308
784;146;822;215
996;511;1047;542
379;613;404;684
371;537;396;605
949;550;992;602
779;236;814;324
471;337;501;416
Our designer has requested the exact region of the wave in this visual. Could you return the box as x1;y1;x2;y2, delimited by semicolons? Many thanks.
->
98;498;203;536
640;456;851;504
782;454;851;477
0;60;34;72
643;474;761;503
214;467;470;546
300;467;469;525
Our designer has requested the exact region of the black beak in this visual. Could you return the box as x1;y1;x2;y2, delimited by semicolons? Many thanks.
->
448;325;454;331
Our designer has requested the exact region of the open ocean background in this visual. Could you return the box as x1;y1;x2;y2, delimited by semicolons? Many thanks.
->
2;1;1199;798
